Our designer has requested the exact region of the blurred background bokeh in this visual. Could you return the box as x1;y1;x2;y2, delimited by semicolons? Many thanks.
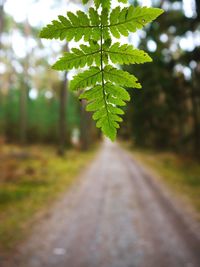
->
123;0;200;159
0;0;199;155
0;0;200;256
0;0;98;155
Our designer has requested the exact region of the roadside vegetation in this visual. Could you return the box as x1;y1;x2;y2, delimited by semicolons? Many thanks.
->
131;148;200;219
0;144;96;252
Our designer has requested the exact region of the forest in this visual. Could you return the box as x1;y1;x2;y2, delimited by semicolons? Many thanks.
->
0;0;200;266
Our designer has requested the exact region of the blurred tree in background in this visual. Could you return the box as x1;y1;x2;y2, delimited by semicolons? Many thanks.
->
122;0;200;158
0;0;96;153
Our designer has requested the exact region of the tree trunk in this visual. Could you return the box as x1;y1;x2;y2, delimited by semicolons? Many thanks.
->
58;43;69;156
19;19;30;145
190;81;200;157
0;0;6;103
19;79;28;144
0;0;6;49
195;0;200;20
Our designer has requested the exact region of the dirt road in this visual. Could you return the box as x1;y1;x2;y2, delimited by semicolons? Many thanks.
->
4;141;200;267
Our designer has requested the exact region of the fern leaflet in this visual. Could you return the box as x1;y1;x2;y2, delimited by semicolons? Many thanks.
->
108;6;164;38
105;43;152;65
70;67;102;91
53;42;101;70
39;9;100;42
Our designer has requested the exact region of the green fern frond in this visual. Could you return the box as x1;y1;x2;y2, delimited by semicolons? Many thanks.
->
91;0;111;9
106;42;152;64
118;0;128;3
39;9;100;42
82;0;90;4
108;6;164;38
94;0;101;9
104;66;141;88
70;67;102;91
89;8;100;25
101;0;111;9
53;43;101;71
80;82;130;141
40;0;164;141
102;8;111;40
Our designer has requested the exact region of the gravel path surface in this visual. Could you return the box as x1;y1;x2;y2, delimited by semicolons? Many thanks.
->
3;141;200;267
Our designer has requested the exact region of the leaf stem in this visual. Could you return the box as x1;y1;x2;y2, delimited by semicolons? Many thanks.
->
100;16;110;126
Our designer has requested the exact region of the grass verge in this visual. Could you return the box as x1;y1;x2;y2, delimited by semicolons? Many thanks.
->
0;144;96;252
128;146;200;219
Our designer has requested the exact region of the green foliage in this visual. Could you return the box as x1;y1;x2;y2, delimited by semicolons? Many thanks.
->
53;42;101;70
80;83;130;140
104;66;141;89
106;43;152;65
40;1;163;140
109;6;163;38
0;89;80;143
39;10;100;42
70;67;102;91
0;145;94;251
